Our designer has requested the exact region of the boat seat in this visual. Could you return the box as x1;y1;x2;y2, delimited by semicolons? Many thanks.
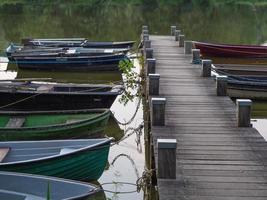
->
37;85;54;92
59;148;76;155
0;148;10;162
5;117;25;128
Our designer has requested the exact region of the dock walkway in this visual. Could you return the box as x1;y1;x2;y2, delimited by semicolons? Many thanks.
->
150;35;267;200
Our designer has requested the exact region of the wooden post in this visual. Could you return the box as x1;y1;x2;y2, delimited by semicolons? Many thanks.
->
236;99;252;127
171;26;176;36
142;25;148;31
192;49;201;64
145;48;153;59
175;30;181;41
216;75;228;96
178;35;185;47
142;29;149;35
184;40;192;54
201;59;212;77
149;74;160;95
143;34;149;41
157;139;177;179
146;58;156;75
151;97;166;126
144;40;151;49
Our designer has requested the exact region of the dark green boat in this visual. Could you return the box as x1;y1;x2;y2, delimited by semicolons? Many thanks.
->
0;138;113;181
0;109;110;141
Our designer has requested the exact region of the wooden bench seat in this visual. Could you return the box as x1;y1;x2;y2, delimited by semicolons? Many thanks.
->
5;117;25;128
0;148;10;162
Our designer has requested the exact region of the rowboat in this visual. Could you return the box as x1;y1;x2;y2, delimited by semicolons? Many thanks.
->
0;80;123;110
0;109;110;141
214;64;267;76
13;53;128;71
6;44;130;61
0;171;101;200
22;38;135;49
194;41;267;58
0;138;112;181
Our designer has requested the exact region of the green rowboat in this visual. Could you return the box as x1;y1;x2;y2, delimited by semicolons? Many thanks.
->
0;138;112;181
0;109;110;141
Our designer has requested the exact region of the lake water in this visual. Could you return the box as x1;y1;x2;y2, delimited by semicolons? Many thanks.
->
1;1;267;200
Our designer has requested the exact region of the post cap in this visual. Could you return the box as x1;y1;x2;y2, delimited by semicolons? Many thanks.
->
149;73;160;78
202;59;212;65
145;48;153;52
142;25;148;30
142;30;149;34
192;49;200;52
171;25;176;28
147;58;156;62
216;75;228;81
179;34;185;38
151;97;166;105
157;139;177;149
236;99;252;106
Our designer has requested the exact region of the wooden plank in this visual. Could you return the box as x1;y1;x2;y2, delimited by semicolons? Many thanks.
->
0;148;10;162
5;117;25;128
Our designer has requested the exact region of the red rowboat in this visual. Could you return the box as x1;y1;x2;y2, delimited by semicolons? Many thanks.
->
194;41;267;58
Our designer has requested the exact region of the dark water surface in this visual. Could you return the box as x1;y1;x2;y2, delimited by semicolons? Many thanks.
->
1;1;267;200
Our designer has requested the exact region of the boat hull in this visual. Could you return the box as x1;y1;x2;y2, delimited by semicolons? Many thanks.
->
0;109;110;141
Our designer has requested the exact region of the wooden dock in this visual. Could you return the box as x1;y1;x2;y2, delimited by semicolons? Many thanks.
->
148;35;267;200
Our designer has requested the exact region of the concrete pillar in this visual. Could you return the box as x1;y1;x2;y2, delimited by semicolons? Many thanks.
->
201;59;212;77
192;49;201;64
145;48;153;59
175;30;181;41
143;34;149;41
142;25;148;31
236;99;252;127
178;35;185;47
144;40;151;49
146;58;156;75
149;74;160;95
157;139;177;179
184;41;192;54
216;75;228;96
151;97;166;126
171;26;176;36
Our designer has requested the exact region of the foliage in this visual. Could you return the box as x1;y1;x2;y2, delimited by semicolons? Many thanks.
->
118;58;140;105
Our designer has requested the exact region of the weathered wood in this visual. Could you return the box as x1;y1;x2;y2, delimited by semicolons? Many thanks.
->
149;74;160;95
178;34;185;47
192;49;200;64
175;30;181;41
0;148;10;162
145;48;153;59
149;35;267;200
151;97;166;126
184;40;192;54
157;139;177;179
171;26;176;36
144;40;151;49
146;58;156;75
216;75;228;96
143;34;149;41
6;117;25;128
201;59;212;77
236;99;252;127
142;29;149;35
142;25;148;31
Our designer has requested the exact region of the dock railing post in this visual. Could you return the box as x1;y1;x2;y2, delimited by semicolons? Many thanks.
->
175;30;181;41
142;25;148;31
142;29;149;35
151;98;166;126
201;59;212;77
236;99;252;127
171;26;176;36
149;74;160;95
192;49;201;64
146;58;156;76
143;34;149;42
178;35;185;47
216;75;228;96
144;40;151;49
184;41;192;54
157;139;177;179
145;48;153;59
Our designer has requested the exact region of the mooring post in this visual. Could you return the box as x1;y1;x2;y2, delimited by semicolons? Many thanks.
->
144;40;151;49
145;48;153;59
151;97;166;126
175;30;181;41
201;59;212;77
178;35;185;47
236;99;252;127
192;49;201;64
146;58;156;75
142;25;148;31
149;74;160;95
171;26;176;36
184;40;192;54
157;139;177;179
142;29;149;35
216;75;228;96
143;34;149;42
